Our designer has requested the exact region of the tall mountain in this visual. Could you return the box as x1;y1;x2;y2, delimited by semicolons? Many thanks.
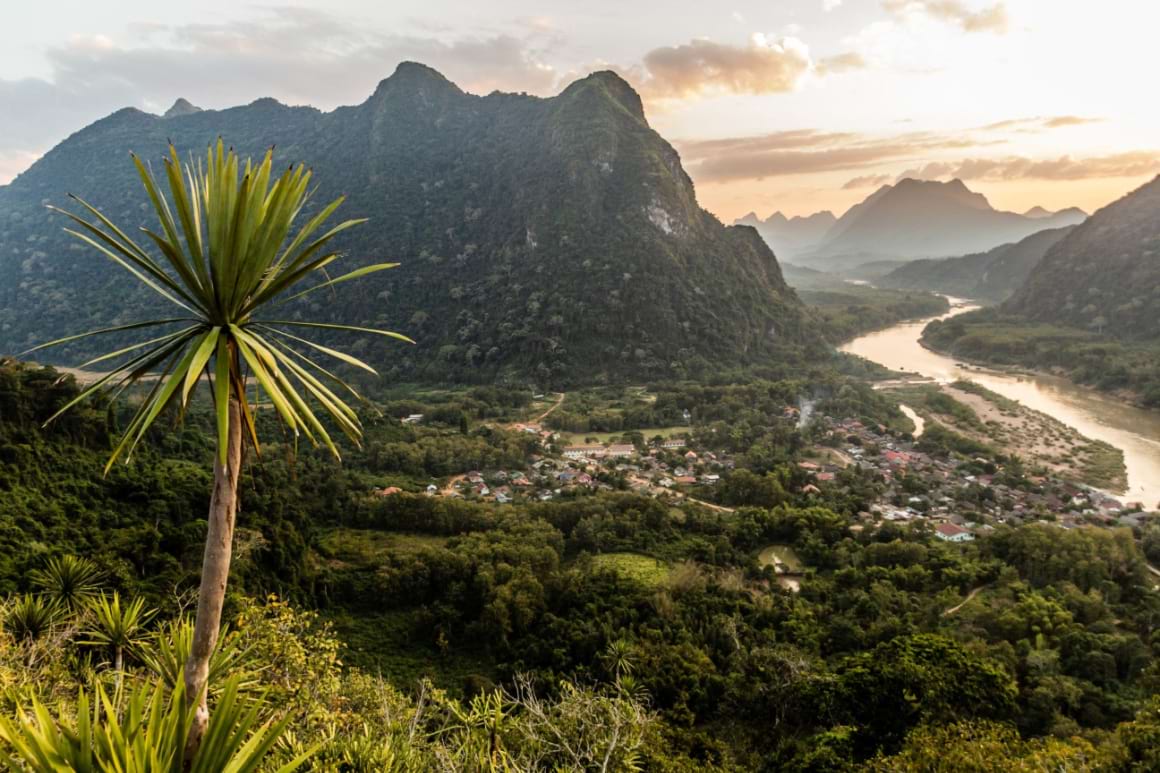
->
0;63;815;385
878;225;1076;303
802;179;1085;270
734;210;836;261
1006;176;1160;339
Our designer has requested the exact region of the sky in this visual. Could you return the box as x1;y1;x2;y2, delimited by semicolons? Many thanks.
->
2;0;1158;220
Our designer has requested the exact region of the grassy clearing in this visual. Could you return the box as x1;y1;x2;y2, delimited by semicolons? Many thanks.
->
559;426;691;445
758;544;804;573
589;553;671;588
316;529;448;568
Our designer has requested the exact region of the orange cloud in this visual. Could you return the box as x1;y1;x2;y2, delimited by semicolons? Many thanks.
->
843;173;894;189
640;35;813;99
816;52;868;75
978;115;1104;132
884;0;1009;33
676;128;998;182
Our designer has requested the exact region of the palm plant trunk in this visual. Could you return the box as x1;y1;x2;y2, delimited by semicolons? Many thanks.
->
183;397;243;760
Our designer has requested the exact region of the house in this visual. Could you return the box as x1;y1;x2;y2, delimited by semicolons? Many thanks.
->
816;472;835;482
701;474;720;485
374;486;403;497
606;444;636;459
495;492;512;504
425;484;438;494
883;451;909;467
401;413;424;425
935;523;974;542
563;445;603;459
684;451;699;462
798;461;821;471
675;476;697;485
660;438;686;450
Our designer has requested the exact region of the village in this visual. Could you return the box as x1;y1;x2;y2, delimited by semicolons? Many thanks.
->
373;402;1155;543
810;414;1151;541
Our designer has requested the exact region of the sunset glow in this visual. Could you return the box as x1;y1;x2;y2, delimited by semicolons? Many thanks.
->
4;0;1158;219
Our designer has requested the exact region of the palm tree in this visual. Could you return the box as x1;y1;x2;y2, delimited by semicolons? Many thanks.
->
26;140;408;756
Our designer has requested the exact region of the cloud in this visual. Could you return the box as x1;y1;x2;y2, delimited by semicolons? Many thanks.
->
0;8;563;182
883;0;1009;33
824;0;844;11
815;52;868;75
843;174;894;189
894;153;1160;182
676;127;998;182
895;161;957;180
977;115;1104;132
638;34;813;99
949;153;1160;181
1043;115;1103;129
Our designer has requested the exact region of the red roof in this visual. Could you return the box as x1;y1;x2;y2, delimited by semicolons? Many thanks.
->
936;523;967;537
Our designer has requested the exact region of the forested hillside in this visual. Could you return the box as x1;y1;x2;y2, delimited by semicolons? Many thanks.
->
4;357;1160;769
880;226;1075;303
0;63;816;386
1006;175;1160;340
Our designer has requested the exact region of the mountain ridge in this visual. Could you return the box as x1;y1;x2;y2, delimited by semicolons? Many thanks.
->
790;178;1086;272
0;63;816;386
1005;175;1160;339
878;225;1077;303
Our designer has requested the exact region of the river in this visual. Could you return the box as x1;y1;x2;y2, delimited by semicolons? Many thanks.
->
841;300;1160;509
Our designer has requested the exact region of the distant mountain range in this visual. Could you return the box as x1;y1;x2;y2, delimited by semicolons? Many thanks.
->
1006;175;1160;340
741;179;1086;273
734;210;836;261
0;63;817;385
878;225;1077;303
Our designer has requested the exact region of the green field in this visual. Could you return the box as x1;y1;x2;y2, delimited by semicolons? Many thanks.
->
558;425;691;445
589;552;671;588
316;529;448;567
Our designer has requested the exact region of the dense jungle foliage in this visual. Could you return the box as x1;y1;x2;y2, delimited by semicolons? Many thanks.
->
3;358;1160;769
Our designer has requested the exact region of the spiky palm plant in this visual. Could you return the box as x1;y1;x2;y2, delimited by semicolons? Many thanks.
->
4;594;62;643
141;617;262;698
82;592;156;689
0;675;312;771
26;140;408;756
29;555;104;609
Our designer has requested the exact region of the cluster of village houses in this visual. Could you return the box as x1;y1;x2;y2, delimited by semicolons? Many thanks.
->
373;408;1152;540
804;416;1151;541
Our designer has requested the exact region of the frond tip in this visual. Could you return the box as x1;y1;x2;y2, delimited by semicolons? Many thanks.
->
38;140;408;470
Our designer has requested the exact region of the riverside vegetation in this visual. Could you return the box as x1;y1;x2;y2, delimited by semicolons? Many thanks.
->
921;176;1160;407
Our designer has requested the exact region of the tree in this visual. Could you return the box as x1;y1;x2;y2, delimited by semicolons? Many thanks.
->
26;140;408;758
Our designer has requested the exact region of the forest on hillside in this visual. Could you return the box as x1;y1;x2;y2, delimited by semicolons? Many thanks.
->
2;359;1159;770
